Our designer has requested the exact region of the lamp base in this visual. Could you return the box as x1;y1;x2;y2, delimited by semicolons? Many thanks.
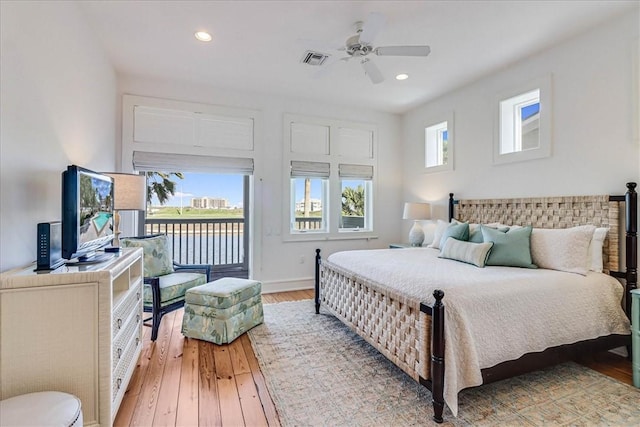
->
408;221;425;246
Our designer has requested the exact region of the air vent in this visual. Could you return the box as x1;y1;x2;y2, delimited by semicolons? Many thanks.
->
301;50;329;66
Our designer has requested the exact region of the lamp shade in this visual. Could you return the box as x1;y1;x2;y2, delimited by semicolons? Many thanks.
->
402;202;431;220
105;173;146;210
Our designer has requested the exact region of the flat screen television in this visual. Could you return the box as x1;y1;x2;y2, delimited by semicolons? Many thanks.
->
61;165;115;263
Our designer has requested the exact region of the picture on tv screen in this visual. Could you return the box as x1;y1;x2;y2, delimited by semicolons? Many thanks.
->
78;172;114;247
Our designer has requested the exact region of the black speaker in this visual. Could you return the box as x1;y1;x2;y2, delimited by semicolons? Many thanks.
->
36;221;64;271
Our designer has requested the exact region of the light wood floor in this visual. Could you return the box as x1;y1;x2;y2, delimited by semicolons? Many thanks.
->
115;289;633;427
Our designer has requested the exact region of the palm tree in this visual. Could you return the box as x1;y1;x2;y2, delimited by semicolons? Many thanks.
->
342;185;364;216
146;171;184;207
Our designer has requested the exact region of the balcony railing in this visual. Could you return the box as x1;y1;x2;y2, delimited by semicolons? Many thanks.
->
145;218;245;268
293;217;323;230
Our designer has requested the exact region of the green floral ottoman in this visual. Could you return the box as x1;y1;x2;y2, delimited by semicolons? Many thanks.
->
181;278;263;345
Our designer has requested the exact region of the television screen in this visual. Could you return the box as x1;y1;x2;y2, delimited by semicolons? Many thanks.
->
62;165;115;261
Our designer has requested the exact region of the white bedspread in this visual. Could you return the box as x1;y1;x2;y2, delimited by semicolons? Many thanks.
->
326;248;631;416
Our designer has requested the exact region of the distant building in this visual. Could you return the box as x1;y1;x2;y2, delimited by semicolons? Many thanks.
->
295;198;322;212
191;196;229;209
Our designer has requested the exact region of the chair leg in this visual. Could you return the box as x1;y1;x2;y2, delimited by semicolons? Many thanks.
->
151;310;162;341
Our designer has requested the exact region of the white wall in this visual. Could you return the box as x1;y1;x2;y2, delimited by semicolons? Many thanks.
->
402;11;640;236
0;2;117;271
117;76;403;291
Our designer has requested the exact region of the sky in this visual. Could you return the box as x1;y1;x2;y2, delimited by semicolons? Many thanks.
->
152;173;357;207
151;172;244;207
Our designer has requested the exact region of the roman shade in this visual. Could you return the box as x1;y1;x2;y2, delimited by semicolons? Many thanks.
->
338;164;374;180
132;151;254;175
290;161;330;178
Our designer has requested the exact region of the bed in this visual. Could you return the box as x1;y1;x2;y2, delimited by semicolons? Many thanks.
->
314;183;637;423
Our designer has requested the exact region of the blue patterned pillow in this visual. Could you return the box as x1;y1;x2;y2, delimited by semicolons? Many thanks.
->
120;235;174;277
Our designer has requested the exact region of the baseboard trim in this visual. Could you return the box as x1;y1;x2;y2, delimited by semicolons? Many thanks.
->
609;346;628;358
261;277;314;294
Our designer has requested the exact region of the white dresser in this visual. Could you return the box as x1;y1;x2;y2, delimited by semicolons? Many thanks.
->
0;248;144;426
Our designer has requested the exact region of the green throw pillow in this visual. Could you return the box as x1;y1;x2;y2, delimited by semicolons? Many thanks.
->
120;235;174;277
438;238;494;268
481;225;537;268
440;222;470;248
469;224;509;243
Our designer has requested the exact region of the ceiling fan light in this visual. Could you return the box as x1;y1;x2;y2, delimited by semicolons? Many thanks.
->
396;73;409;81
194;31;212;42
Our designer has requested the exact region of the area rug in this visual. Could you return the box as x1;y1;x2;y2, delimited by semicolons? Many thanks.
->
248;299;640;426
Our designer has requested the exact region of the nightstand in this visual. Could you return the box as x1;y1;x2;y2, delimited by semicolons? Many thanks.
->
632;288;639;388
389;243;423;248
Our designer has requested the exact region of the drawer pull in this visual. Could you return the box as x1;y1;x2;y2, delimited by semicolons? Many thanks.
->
117;347;122;360
116;378;122;390
136;337;140;346
136;292;141;300
136;314;140;323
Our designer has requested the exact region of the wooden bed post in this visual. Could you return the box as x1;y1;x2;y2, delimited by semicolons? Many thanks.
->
431;289;445;424
448;193;455;222
315;248;321;314
625;183;637;315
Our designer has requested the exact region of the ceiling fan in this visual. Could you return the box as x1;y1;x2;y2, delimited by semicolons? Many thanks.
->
314;12;431;84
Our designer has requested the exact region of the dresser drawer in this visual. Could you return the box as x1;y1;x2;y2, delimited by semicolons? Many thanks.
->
113;285;142;337
113;299;142;365
112;317;142;403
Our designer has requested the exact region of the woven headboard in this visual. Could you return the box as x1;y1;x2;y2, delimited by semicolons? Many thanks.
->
453;195;619;273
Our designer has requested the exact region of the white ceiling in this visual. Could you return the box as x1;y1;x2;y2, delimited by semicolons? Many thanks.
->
78;1;637;114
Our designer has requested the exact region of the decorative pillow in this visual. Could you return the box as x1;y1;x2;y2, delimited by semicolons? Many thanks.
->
439;238;494;268
468;223;509;243
587;228;608;273
439;222;470;248
120;235;174;277
530;225;596;275
427;220;450;250
481;225;537;268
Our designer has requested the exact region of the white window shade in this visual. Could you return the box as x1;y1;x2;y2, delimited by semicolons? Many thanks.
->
338;164;373;179
133;151;254;175
290;161;330;178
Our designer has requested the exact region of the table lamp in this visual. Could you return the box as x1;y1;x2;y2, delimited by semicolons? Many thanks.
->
403;202;431;246
105;173;146;248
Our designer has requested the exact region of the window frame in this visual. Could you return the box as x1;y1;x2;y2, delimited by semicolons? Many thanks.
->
494;75;552;165
289;176;329;234
283;114;377;241
424;112;454;173
338;178;373;232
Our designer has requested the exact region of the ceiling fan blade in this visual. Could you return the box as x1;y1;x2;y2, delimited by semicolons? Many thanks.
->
361;59;384;84
375;45;431;57
359;12;386;44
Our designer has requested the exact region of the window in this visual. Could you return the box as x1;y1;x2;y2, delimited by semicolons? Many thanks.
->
284;114;377;240
499;89;540;154
290;161;329;233
424;112;454;173
494;75;552;164
339;164;373;231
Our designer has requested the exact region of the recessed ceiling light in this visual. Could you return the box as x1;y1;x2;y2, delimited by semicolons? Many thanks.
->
194;31;212;42
396;73;409;81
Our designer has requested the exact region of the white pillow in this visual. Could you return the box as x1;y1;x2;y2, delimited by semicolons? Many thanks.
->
530;225;596;275
427;220;450;250
586;228;608;273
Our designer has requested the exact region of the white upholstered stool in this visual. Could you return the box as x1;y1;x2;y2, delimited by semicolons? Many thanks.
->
0;391;83;427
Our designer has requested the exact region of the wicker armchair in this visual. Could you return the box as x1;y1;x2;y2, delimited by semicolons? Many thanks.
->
120;235;212;341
